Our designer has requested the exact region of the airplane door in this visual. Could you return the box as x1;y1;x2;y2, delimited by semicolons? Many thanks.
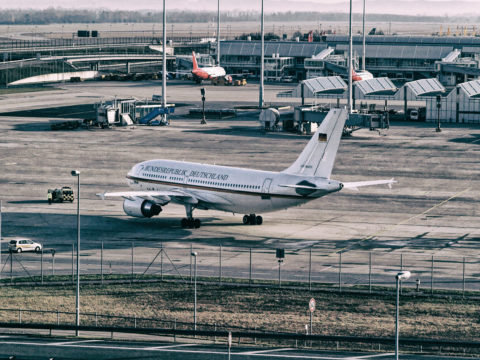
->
262;178;272;194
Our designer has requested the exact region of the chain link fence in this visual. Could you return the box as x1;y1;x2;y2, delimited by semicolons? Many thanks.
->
1;243;478;294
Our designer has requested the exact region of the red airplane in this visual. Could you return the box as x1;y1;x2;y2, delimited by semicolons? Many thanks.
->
191;52;232;84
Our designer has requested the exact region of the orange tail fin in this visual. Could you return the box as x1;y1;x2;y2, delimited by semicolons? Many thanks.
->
192;51;199;70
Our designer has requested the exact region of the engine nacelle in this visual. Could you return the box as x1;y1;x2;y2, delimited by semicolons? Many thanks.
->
123;198;162;218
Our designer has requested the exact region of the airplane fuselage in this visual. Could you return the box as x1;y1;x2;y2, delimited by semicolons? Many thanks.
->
126;160;343;214
192;66;226;80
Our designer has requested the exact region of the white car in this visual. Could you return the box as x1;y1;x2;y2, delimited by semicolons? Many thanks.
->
8;239;42;253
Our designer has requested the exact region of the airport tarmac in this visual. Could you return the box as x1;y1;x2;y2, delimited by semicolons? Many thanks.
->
0;81;479;288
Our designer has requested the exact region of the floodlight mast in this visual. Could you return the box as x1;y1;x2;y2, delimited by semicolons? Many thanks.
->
162;0;167;123
347;0;353;114
362;0;366;70
259;0;265;108
217;0;221;66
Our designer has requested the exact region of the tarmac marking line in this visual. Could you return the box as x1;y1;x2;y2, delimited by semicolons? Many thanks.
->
346;353;394;359
332;187;471;255
48;339;101;346
239;347;295;355
144;343;198;350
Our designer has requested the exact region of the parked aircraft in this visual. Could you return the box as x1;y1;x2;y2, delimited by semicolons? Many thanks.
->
191;51;232;84
353;69;374;81
98;109;395;228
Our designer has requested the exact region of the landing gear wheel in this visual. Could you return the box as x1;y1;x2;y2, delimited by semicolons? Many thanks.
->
194;219;201;228
181;218;201;229
243;214;263;225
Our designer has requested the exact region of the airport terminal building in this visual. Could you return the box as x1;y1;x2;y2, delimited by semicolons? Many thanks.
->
218;35;480;84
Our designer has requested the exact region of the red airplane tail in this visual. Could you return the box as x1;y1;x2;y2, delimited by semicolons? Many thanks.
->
192;51;199;70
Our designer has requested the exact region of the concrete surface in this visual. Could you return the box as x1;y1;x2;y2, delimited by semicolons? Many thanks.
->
0;80;478;290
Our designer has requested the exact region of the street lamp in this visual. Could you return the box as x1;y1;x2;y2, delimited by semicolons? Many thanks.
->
71;170;80;336
191;251;198;331
395;270;411;360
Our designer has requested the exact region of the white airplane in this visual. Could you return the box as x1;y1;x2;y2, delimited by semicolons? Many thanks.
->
98;109;395;228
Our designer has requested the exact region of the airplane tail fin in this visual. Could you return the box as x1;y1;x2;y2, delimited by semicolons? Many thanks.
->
282;108;347;178
192;51;199;70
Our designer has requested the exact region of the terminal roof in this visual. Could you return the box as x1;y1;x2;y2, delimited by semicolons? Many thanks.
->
326;35;480;46
355;77;397;95
406;78;446;96
459;80;480;98
220;41;328;57
293;76;347;97
335;44;453;59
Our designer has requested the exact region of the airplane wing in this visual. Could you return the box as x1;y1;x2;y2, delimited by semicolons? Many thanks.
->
341;178;396;191
97;189;233;206
97;190;198;204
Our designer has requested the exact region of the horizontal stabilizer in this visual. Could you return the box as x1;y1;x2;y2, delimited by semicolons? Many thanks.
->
342;178;396;191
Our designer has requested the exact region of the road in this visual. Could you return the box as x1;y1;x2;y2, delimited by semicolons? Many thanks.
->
0;334;477;360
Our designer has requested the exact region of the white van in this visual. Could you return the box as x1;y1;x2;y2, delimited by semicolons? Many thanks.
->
409;109;419;121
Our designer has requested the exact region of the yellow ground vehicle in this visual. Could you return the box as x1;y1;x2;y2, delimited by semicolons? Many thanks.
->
47;187;74;204
234;78;247;86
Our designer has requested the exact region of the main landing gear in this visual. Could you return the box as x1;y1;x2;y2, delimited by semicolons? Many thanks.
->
181;204;201;229
243;214;263;225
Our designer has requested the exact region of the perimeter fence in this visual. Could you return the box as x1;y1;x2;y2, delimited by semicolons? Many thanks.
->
1;243;478;294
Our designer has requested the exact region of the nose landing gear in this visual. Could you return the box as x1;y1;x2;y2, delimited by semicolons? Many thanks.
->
243;214;263;225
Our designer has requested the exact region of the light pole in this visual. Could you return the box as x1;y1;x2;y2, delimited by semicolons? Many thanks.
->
71;170;81;336
362;0;366;70
191;251;198;331
347;0;353;114
217;0;221;66
162;0;168;124
259;0;265;108
395;270;411;360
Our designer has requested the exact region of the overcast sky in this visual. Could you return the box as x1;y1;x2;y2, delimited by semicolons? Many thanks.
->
2;0;480;16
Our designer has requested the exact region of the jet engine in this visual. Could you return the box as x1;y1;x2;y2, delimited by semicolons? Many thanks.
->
123;198;162;218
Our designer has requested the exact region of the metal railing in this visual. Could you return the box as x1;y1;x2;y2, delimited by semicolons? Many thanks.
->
0;321;479;354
